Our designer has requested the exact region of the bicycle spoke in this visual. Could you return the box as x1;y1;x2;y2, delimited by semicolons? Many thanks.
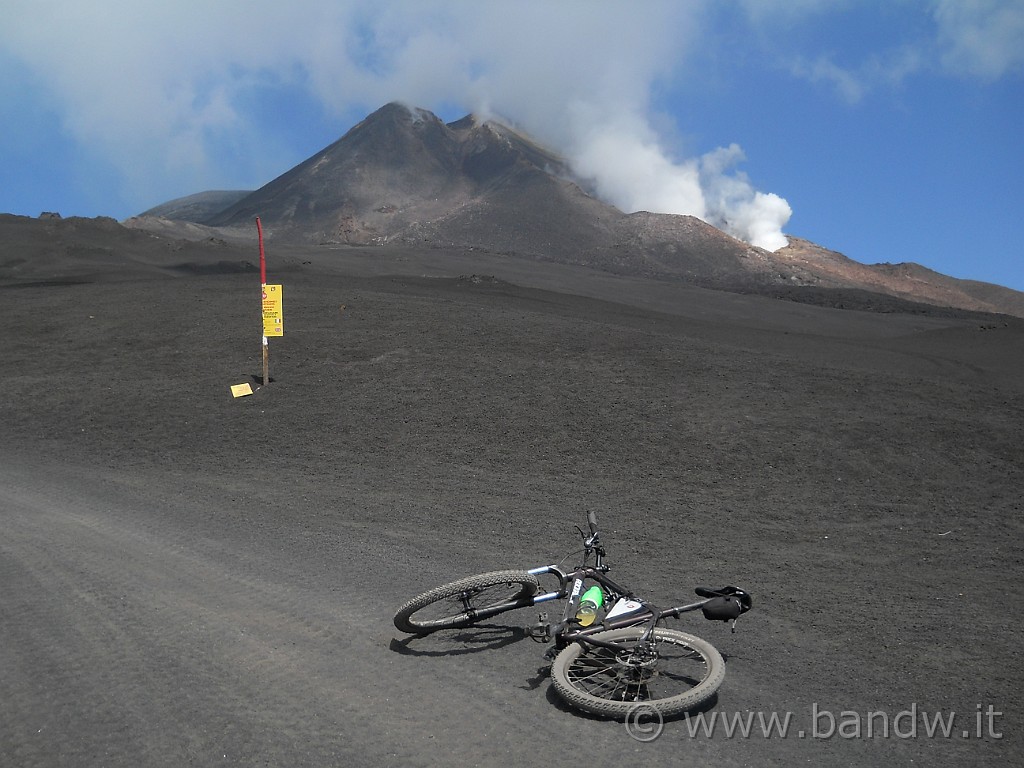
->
567;665;619;688
573;675;626;698
561;631;715;705
403;578;532;627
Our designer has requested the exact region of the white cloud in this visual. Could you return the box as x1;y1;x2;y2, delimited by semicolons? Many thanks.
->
932;0;1024;79
738;0;856;23
788;56;867;104
786;42;931;104
756;1;1021;102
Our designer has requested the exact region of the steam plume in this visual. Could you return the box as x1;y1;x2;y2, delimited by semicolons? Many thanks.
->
565;112;790;250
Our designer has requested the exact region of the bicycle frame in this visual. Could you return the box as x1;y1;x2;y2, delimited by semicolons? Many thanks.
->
445;559;711;651
525;563;711;649
400;511;749;653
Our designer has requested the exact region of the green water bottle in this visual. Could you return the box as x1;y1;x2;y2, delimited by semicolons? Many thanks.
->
575;585;605;627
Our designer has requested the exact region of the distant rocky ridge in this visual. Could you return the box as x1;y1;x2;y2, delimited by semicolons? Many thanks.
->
124;102;1024;318
139;190;252;222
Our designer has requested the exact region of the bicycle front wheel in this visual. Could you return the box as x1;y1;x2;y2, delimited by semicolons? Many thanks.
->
393;570;539;634
551;626;725;718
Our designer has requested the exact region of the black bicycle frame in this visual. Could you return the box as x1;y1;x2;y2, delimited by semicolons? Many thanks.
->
523;564;710;648
448;559;711;651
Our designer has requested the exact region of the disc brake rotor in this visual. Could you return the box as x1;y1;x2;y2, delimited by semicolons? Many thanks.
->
614;645;659;684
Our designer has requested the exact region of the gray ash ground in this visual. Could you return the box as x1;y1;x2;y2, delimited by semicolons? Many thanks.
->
2;247;1022;766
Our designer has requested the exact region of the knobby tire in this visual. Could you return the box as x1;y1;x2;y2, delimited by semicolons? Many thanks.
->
393;570;539;634
550;626;726;718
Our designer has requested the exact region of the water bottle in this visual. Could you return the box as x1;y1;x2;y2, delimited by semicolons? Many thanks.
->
575;585;605;627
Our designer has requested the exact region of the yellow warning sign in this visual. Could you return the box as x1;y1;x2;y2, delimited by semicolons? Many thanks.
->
231;382;254;398
262;284;283;336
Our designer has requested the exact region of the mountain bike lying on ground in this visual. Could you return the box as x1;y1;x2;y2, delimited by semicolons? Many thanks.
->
394;511;752;718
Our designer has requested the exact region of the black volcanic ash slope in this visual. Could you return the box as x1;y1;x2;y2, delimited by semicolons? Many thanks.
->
139;190;252;222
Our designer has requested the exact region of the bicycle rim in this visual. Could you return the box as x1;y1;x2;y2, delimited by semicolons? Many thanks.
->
394;571;539;633
551;626;725;718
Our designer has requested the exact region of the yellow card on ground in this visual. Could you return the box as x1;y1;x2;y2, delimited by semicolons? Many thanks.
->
231;382;254;398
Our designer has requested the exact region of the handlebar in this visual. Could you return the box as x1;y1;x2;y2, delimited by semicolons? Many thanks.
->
587;510;599;536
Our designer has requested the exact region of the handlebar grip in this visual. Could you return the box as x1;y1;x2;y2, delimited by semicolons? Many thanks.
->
587;510;599;535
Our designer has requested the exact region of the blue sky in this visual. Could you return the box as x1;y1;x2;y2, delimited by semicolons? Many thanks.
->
2;1;1022;289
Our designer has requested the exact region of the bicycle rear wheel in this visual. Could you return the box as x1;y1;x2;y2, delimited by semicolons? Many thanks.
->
393;570;539;634
551;626;725;718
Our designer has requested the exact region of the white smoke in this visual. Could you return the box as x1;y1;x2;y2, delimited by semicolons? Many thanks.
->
566;111;790;250
567;112;707;222
698;145;792;251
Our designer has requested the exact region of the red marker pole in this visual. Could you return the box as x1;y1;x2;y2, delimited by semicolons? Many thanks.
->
257;217;269;387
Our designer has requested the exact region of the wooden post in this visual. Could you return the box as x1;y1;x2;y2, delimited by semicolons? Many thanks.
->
262;336;269;387
257;217;269;387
